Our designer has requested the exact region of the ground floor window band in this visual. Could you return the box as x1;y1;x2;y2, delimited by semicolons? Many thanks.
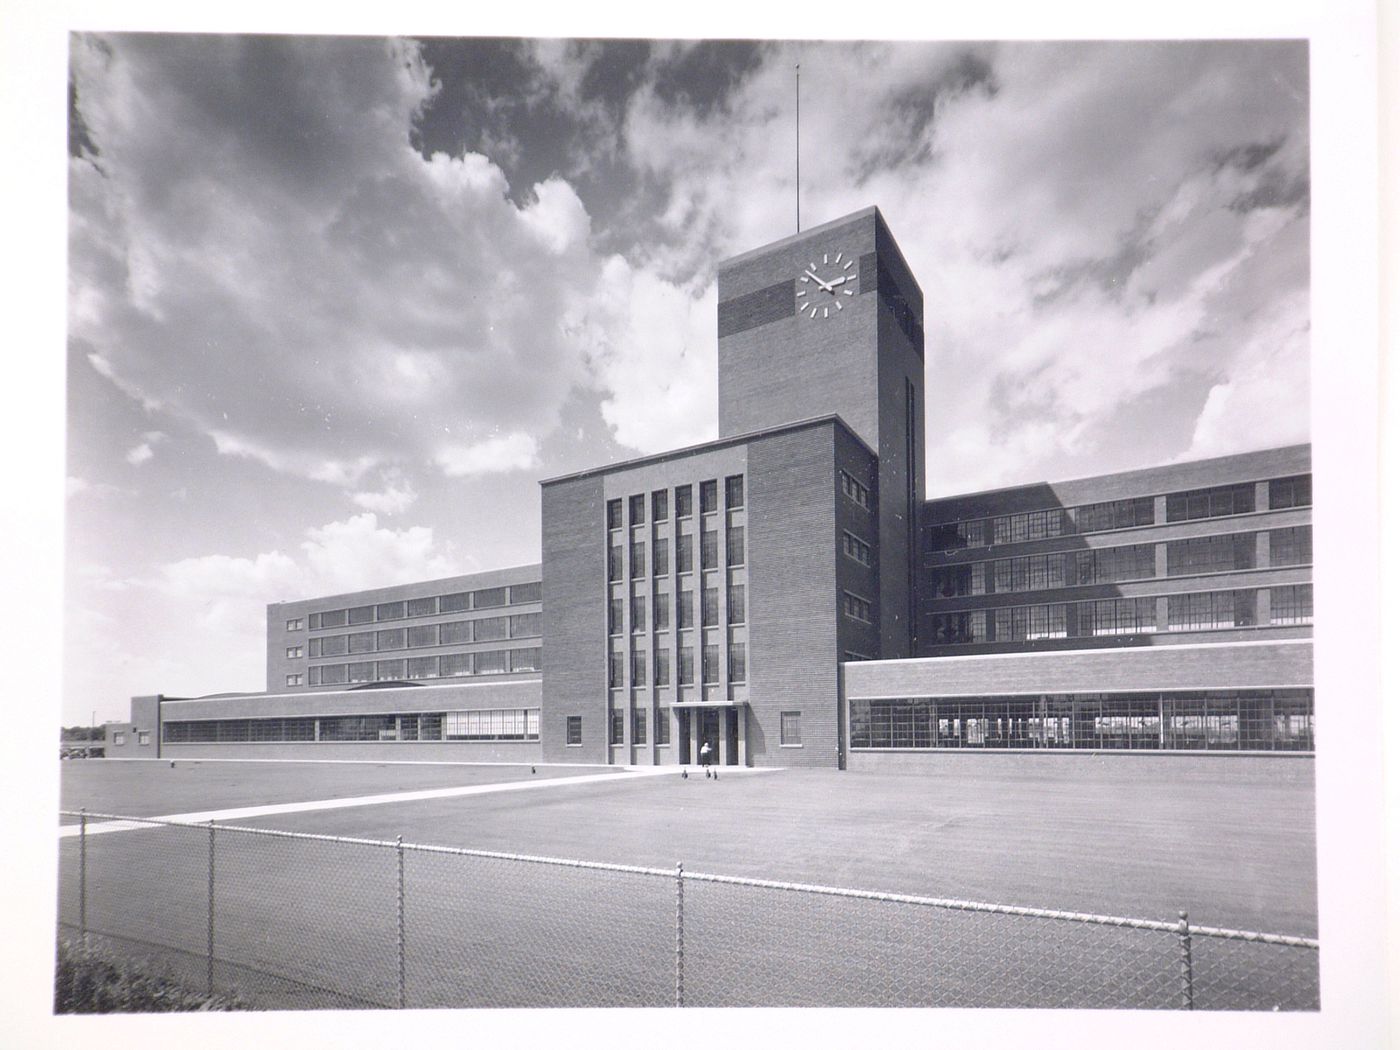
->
849;690;1313;751
163;708;541;743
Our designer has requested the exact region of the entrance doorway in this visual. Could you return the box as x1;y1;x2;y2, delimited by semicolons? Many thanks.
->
700;708;721;766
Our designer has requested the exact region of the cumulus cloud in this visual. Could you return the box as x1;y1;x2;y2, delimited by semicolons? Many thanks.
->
350;476;418;515
124;430;166;466
435;432;540;477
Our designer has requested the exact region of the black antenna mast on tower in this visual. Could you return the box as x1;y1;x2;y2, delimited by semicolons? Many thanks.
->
795;62;801;232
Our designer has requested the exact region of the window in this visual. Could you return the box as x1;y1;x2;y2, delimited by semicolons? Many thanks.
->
676;535;694;574
657;708;671;745
842;531;872;566
1078;597;1158;636
629;493;645;526
1165;483;1255;523
609;597;624;635
1165;534;1255;576
654;591;671;630
678;646;694;685
727;584;746;625
609;650;624;689
474;586;508;609
1270;526;1312;567
1269;474;1311;510
608;543;624;581
475;649;508;675
510;647;542;672
631;596;647;633
995;604;1068;641
376;628;405;651
631;647;647;682
726;525;745;567
321;634;348;657
992;508;1069;544
700;479;718;513
406;656;438;679
994;555;1066;593
725;475;745;509
138;731;151;746
1069;497;1155;533
701;529;718;570
349;631;375;654
286;646;303;659
610;711;624;745
780;712;802;746
1075;544;1156;585
633;708;648;745
1271;585;1313;625
678;587;695;629
308;613;322;629
440;592;470;613
675;484;693;518
653;537;670;575
929;611;988;644
439;653;471;677
927;519;985;551
407;596;438;617
348;605;374;625
440;620;471;645
654;647;671;685
607;499;623;530
630;540;646;579
307;667;321;685
376;601;405;621
321;664;347;685
348;662;374;684
509;612;541;638
930;564;984;597
702;586;719;627
566;716;582;746
320;609;348;628
840;469;873;510
113;732;126;746
842;592;873;623
509;581;542;604
728;642;747;682
408;624;440;648
1167;591;1258;631
378;658;408;679
308;638;322;657
285;673;303;687
285;618;303;631
702;643;720;683
652;489;669;522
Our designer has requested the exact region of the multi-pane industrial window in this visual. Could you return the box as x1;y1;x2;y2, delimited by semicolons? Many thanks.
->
285;618;303;631
726;525;745;567
349;605;374;625
994;554;1066;592
675;485;693;518
725;475;745;509
320;609;348;628
927;519;984;551
629;494;645;526
606;499;623;530
608;543;624;582
511;647;542;672
440;620;471;645
676;535;694;574
1079;597;1158;635
1165;483;1255;522
441;709;539;741
780;712;802;746
349;632;375;654
285;673;303;687
322;635;348;657
376;601;405;621
630;540;646;579
653;537;670;575
657;709;671;745
728;642;747;683
701;587;719;627
1268;474;1311;510
1068;497;1155;533
701;529;718;570
509;612;542;637
992;509;1067;545
286;646;303;659
1270;585;1313;625
475;587;507;609
631;647;647;682
931;564;984;597
678;647;694;685
633;708;647;745
608;650;624;689
608;597;623;635
839;469;873;511
727;584;746;624
407;597;437;617
1075;544;1156;585
378;658;406;680
509;582;541;604
1269;526;1312;567
410;623;442;647
700;480;718;513
995;604;1067;640
1167;590;1257;631
842;531;872;566
566;716;582;746
610;711;624;745
702;644;720;683
678;588;694;629
348;662;374;683
654;591;671;630
652;489;669;521
476;650;508;674
441;592;470;614
842;592;872;623
631;596;647;633
1166;534;1255;576
375;628;405;651
654;647;671;685
439;653;470;677
407;656;437;679
929;611;987;644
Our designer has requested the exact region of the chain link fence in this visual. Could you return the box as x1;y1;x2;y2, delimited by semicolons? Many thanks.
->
56;810;1319;1010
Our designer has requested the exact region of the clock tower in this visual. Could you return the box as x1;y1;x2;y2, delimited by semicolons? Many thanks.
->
715;206;925;658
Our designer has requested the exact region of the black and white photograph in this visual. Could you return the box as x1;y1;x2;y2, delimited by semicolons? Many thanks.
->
3;3;1387;1047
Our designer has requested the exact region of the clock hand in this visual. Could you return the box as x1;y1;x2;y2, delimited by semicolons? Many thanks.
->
804;269;836;293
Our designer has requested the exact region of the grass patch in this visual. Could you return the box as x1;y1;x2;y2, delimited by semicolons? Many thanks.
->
55;939;244;1013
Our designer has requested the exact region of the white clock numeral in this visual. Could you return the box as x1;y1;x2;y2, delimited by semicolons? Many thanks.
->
800;276;809;283
823;307;829;318
823;253;829;265
835;300;842;311
835;252;843;264
843;289;853;296
844;260;854;270
797;289;806;296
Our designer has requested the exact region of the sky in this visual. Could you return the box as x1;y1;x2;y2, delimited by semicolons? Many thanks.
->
63;35;1312;723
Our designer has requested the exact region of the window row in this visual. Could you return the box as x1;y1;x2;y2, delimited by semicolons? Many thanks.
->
926;473;1311;551
849;691;1313;751
840;469;874;511
299;582;541;631
302;647;542;685
306;613;541;657
608;641;748;687
842;592;873;624
606;476;745;530
842;531;873;566
598;705;675;747
164;709;541;744
927;586;1313;644
608;583;747;635
608;527;745;580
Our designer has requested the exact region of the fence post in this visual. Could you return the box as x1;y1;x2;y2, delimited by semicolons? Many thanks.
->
207;821;216;997
78;809;87;948
396;836;406;1010
674;862;685;1008
1177;910;1194;1010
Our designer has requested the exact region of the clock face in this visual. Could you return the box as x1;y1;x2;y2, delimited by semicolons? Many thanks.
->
796;251;857;320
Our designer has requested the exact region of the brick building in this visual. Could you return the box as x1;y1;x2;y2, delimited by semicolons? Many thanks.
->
113;207;1313;768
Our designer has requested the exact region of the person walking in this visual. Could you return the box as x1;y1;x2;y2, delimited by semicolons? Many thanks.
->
699;740;712;776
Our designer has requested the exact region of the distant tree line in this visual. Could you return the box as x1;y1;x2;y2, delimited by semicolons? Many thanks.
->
60;726;104;742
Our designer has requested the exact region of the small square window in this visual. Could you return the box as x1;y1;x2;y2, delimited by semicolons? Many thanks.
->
285;618;303;631
285;645;303;659
138;731;151;746
112;732;126;746
286;673;304;687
